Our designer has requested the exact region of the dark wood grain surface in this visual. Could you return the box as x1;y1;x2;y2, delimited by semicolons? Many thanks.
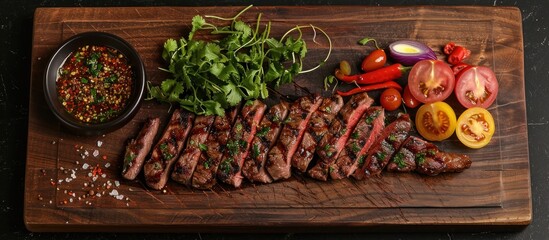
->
24;6;529;232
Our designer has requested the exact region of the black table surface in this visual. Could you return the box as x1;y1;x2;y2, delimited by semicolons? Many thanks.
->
1;0;547;239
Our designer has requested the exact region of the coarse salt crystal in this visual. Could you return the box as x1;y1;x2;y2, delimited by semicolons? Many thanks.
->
116;195;124;200
82;163;89;170
92;176;98;182
84;150;89;156
88;172;93;177
93;150;99;157
101;174;107;178
97;140;103;147
109;189;119;196
105;163;111;168
114;181;120;187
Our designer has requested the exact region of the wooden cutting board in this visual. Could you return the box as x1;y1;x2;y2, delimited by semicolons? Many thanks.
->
25;6;530;232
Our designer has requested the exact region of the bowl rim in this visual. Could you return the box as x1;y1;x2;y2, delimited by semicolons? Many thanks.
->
43;31;146;135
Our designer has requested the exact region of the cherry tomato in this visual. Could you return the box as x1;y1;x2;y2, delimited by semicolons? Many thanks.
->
451;63;470;75
408;60;455;103
339;60;352;75
402;85;420;108
456;107;495;149
361;49;387;72
415;101;457;141
454;66;499;109
380;88;402;111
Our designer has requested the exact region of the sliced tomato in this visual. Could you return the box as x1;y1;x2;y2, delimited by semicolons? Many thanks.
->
456;107;495;148
402;84;420;109
408;60;455;103
415;101;457;141
454;66;499;108
380;87;402;111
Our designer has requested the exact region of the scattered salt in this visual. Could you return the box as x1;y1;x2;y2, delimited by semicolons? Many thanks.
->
93;150;99;157
109;189;119;196
82;163;89;170
105;163;111;168
97;140;103;147
114;181;120;187
101;173;107;178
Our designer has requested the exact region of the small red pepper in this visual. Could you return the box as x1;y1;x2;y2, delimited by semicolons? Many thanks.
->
336;81;402;97
444;42;471;65
443;42;456;55
335;63;411;85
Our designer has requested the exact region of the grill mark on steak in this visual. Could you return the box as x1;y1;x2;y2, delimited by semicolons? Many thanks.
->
143;109;194;190
391;136;471;176
121;118;161;180
357;114;412;179
171;115;215;186
191;106;239;189
242;101;290;183
331;107;385;180
292;95;344;172
308;92;374;181
217;100;267;188
266;94;324;181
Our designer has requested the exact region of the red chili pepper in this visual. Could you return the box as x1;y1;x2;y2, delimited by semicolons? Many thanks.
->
336;81;402;97
443;42;456;55
335;63;410;85
447;46;471;65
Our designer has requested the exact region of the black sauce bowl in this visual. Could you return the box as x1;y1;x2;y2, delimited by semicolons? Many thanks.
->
44;32;146;136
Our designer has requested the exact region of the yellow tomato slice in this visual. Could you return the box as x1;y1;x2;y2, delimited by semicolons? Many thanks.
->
456;107;495;149
415;101;457;141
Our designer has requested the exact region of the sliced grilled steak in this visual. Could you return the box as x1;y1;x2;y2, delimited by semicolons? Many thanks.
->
387;136;429;173
292;95;344;172
192;106;239;189
331;107;385;180
242;101;290;183
121;118;161;180
308;92;374;181
217;100;267;187
143;109;194;190
356;114;412;179
266;94;324;181
388;136;472;175
171;115;215;186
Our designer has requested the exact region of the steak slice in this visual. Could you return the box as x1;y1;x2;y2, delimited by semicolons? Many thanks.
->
331;107;385;180
308;92;374;181
217;100;267;187
386;136;429;173
388;136;472;175
266;94;324;181
143;109;195;190
171;115;215;186
121;118;161;180
192;106;239;189
292;95;344;172
356;114;412;179
242;101;290;183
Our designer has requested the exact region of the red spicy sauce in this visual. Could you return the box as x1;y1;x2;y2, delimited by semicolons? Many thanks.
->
57;45;133;123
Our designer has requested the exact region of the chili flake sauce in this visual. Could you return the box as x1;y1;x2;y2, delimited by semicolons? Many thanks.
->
57;45;133;123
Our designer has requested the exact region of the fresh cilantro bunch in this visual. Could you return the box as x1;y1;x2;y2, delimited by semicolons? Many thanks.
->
147;6;310;116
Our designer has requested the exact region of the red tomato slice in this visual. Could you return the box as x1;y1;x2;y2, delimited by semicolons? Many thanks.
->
454;66;499;108
408;60;455;103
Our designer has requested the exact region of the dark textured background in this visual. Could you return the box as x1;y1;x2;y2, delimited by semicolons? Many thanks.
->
1;0;547;239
